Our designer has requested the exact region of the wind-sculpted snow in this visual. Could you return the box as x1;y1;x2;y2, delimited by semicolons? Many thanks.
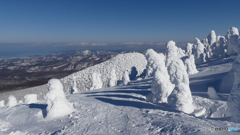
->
108;69;117;87
90;73;103;90
225;27;239;55
123;70;130;85
195;38;206;65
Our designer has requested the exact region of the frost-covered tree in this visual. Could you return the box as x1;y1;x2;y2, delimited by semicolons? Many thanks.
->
227;29;240;122
123;70;130;85
0;100;5;107
71;76;78;94
145;49;165;77
109;69;117;87
194;38;206;65
45;79;75;118
165;40;194;113
151;65;174;103
225;27;239;55
185;43;193;56
177;47;186;58
207;30;217;46
24;94;38;104
166;40;178;67
90;73;102;90
7;95;17;107
207;87;219;100
184;55;198;75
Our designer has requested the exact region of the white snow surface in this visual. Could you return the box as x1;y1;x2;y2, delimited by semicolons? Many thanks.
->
207;87;219;100
0;55;240;134
184;54;199;75
108;68;117;87
0;100;4;107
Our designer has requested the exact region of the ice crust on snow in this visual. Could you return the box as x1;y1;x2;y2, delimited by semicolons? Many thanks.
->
7;95;17;107
24;94;38;104
90;72;103;90
45;79;75;118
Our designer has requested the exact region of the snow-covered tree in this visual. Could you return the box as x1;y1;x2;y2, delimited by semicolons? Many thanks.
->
0;100;5;107
90;73;102;90
145;49;165;77
194;38;206;65
123;70;130;85
24;94;38;104
185;43;193;56
151;65;174;103
45;79;75;118
177;47;186;58
7;95;17;107
225;27;239;55
109;69;117;87
165;40;194;113
207;30;217;46
207;87;219;100
71;76;78;94
184;55;198;75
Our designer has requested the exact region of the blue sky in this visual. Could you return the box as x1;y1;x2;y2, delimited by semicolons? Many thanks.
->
0;0;240;49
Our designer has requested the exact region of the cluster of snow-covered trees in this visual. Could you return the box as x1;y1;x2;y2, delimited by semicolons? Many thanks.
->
147;41;195;114
185;27;239;66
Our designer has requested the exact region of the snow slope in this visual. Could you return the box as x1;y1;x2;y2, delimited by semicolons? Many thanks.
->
0;56;239;134
0;52;147;101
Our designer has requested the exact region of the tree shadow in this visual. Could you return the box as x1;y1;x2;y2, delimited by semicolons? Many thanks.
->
94;97;180;113
87;94;145;101
28;103;47;118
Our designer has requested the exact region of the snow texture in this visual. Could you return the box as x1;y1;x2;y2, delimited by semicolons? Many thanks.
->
184;54;198;75
177;47;186;58
7;95;17;107
123;70;130;85
24;94;38;104
90;73;103;90
109;69;117;87
45;79;75;118
0;100;4;107
207;30;217;46
207;87;219;100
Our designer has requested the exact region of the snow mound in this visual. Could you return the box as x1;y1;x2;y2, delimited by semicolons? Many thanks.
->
207;87;219;100
7;95;17;107
24;94;38;104
45;79;75;118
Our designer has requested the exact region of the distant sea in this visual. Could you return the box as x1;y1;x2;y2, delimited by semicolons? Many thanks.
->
0;44;166;59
